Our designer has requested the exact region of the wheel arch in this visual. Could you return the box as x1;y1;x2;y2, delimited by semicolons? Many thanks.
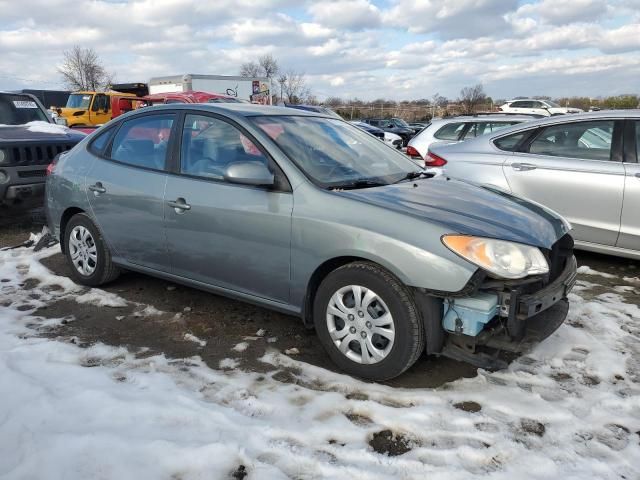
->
59;207;86;253
301;255;407;328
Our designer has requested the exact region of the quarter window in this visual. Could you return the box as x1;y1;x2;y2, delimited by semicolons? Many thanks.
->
180;114;268;180
434;122;466;140
528;120;614;161
494;131;528;151
109;114;174;170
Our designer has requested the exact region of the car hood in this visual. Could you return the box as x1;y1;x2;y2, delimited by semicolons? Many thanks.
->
340;177;569;249
0;122;85;142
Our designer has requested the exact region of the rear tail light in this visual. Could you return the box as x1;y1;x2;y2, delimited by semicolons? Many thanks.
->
405;145;422;159
425;151;447;167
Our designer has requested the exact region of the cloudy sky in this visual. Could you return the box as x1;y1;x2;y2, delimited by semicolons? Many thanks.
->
1;0;639;101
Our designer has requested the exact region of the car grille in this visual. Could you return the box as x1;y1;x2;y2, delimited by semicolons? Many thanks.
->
2;142;75;167
17;169;47;178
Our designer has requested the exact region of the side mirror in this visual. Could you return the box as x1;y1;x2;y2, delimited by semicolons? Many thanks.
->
223;161;275;186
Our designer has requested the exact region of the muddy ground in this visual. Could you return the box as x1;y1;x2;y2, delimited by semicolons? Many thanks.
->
2;205;639;389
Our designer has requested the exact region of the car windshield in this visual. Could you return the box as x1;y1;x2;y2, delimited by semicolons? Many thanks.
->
66;94;92;109
546;100;561;108
0;94;48;125
394;118;410;127
251;115;420;188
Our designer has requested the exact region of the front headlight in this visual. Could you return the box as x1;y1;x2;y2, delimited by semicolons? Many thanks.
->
442;235;549;279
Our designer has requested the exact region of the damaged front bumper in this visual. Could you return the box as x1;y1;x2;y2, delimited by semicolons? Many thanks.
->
440;255;577;370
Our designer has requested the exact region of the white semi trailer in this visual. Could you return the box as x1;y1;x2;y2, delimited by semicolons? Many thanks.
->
148;74;272;104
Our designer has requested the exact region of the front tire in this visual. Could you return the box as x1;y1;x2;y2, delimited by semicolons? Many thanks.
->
313;262;425;381
64;213;120;286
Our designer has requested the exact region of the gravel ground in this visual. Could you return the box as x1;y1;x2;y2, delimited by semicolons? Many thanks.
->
1;205;638;389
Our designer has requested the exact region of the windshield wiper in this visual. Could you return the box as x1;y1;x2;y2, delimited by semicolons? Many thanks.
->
393;170;431;183
330;179;388;190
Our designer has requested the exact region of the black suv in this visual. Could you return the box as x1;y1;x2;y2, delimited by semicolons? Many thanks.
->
0;92;84;207
363;118;416;146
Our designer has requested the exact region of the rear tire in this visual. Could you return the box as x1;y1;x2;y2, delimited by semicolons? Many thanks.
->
313;261;424;381
64;213;120;286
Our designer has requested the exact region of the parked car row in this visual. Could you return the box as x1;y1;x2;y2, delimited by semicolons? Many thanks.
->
362;118;418;146
406;114;537;165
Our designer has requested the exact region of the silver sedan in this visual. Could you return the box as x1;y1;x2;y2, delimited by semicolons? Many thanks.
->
430;111;640;260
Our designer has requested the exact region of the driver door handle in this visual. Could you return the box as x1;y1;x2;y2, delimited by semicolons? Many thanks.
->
168;198;191;212
512;162;537;172
88;182;106;195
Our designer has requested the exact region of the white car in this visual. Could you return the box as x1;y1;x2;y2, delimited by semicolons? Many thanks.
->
406;115;534;166
384;131;403;149
500;99;583;117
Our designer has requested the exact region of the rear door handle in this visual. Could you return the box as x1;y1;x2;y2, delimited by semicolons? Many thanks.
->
88;182;106;195
167;198;191;212
511;162;537;172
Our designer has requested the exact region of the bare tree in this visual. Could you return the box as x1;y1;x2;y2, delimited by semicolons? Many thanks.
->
431;93;449;107
59;46;110;91
458;83;487;114
239;61;260;77
240;54;280;79
258;54;279;79
280;70;311;104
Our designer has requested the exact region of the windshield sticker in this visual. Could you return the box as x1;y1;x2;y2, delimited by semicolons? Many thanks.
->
13;100;38;109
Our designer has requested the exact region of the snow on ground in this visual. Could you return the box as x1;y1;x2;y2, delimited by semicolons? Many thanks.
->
1;244;639;479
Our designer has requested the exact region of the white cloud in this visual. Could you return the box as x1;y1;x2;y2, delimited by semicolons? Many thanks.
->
384;0;518;38
514;0;608;25
308;0;381;30
0;0;637;101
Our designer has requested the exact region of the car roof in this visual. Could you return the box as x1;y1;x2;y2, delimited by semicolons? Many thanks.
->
131;102;330;119
498;110;640;128
444;114;536;121
426;114;536;127
506;98;550;102
431;109;640;153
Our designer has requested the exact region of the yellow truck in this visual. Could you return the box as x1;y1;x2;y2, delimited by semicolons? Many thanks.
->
57;83;148;128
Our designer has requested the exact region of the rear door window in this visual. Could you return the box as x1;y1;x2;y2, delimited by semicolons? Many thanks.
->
463;121;521;139
509;101;528;108
434;122;466;140
528;120;614;161
89;127;115;155
109;114;175;170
